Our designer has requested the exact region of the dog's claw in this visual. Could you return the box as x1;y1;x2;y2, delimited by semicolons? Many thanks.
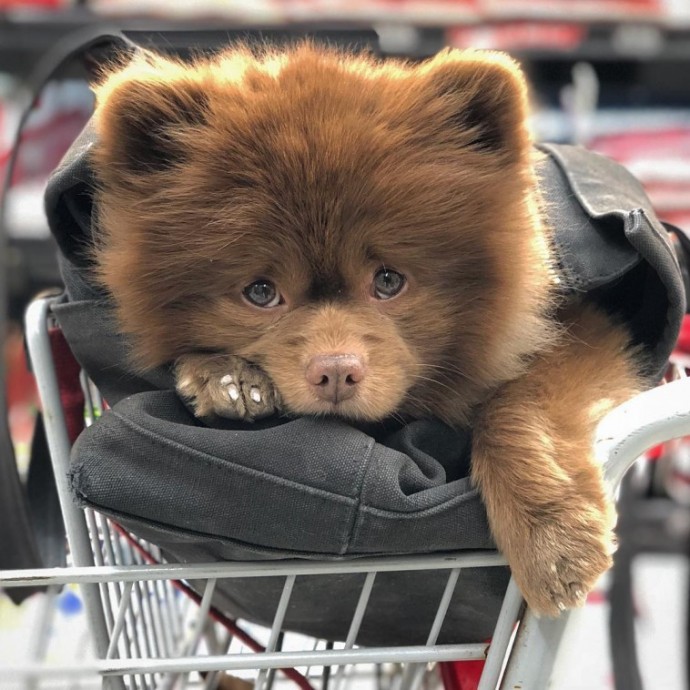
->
174;354;280;421
227;383;240;401
513;517;613;617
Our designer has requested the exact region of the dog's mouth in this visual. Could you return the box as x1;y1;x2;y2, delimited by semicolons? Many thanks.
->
285;393;401;423
246;304;419;423
305;353;365;405
267;354;409;423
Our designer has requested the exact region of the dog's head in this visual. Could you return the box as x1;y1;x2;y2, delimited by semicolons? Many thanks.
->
92;44;554;426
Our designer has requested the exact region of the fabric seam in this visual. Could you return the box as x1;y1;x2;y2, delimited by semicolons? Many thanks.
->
341;437;376;556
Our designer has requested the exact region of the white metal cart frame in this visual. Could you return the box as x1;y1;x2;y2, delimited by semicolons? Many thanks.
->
3;295;690;690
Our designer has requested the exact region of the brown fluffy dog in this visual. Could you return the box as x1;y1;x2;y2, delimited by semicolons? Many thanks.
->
90;44;642;616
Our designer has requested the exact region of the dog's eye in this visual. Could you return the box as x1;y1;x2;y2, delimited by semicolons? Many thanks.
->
373;269;406;300
243;280;282;308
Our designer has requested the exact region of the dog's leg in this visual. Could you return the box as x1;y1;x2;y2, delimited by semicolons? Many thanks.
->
175;354;281;421
471;303;643;616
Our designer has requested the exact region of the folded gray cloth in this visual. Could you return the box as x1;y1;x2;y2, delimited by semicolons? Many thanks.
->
46;125;685;644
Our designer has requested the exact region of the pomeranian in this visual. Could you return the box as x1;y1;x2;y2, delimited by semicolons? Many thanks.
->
90;44;642;616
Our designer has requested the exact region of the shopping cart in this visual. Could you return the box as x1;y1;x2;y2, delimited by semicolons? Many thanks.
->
3;295;690;690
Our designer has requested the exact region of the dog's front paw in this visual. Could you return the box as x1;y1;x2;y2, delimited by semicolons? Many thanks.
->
510;507;614;617
174;354;281;421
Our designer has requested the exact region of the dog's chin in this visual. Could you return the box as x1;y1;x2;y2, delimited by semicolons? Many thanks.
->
280;393;402;423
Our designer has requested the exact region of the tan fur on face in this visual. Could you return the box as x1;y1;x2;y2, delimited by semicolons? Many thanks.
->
91;43;555;426
238;303;418;421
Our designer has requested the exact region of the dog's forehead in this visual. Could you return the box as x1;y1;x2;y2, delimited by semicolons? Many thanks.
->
225;195;446;295
209;69;417;193
203;75;501;284
217;145;475;283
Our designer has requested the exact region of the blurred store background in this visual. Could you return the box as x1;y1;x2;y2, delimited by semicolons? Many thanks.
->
1;1;690;688
4;0;690;463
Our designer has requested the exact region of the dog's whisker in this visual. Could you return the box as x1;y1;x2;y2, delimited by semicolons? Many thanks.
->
416;362;472;378
409;374;460;395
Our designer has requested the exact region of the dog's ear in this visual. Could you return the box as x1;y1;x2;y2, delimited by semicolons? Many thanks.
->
420;50;531;162
93;53;209;180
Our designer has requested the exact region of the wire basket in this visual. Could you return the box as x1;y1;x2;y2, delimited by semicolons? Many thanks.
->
4;296;690;690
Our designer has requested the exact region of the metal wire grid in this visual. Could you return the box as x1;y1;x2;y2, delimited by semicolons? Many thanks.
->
71;355;522;690
1;548;521;689
5;296;690;690
10;297;525;690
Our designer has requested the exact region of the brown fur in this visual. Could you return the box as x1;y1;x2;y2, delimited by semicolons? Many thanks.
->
472;303;642;614
90;44;642;615
91;44;554;426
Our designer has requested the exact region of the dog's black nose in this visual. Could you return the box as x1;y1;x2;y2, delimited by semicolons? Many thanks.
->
306;354;365;404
